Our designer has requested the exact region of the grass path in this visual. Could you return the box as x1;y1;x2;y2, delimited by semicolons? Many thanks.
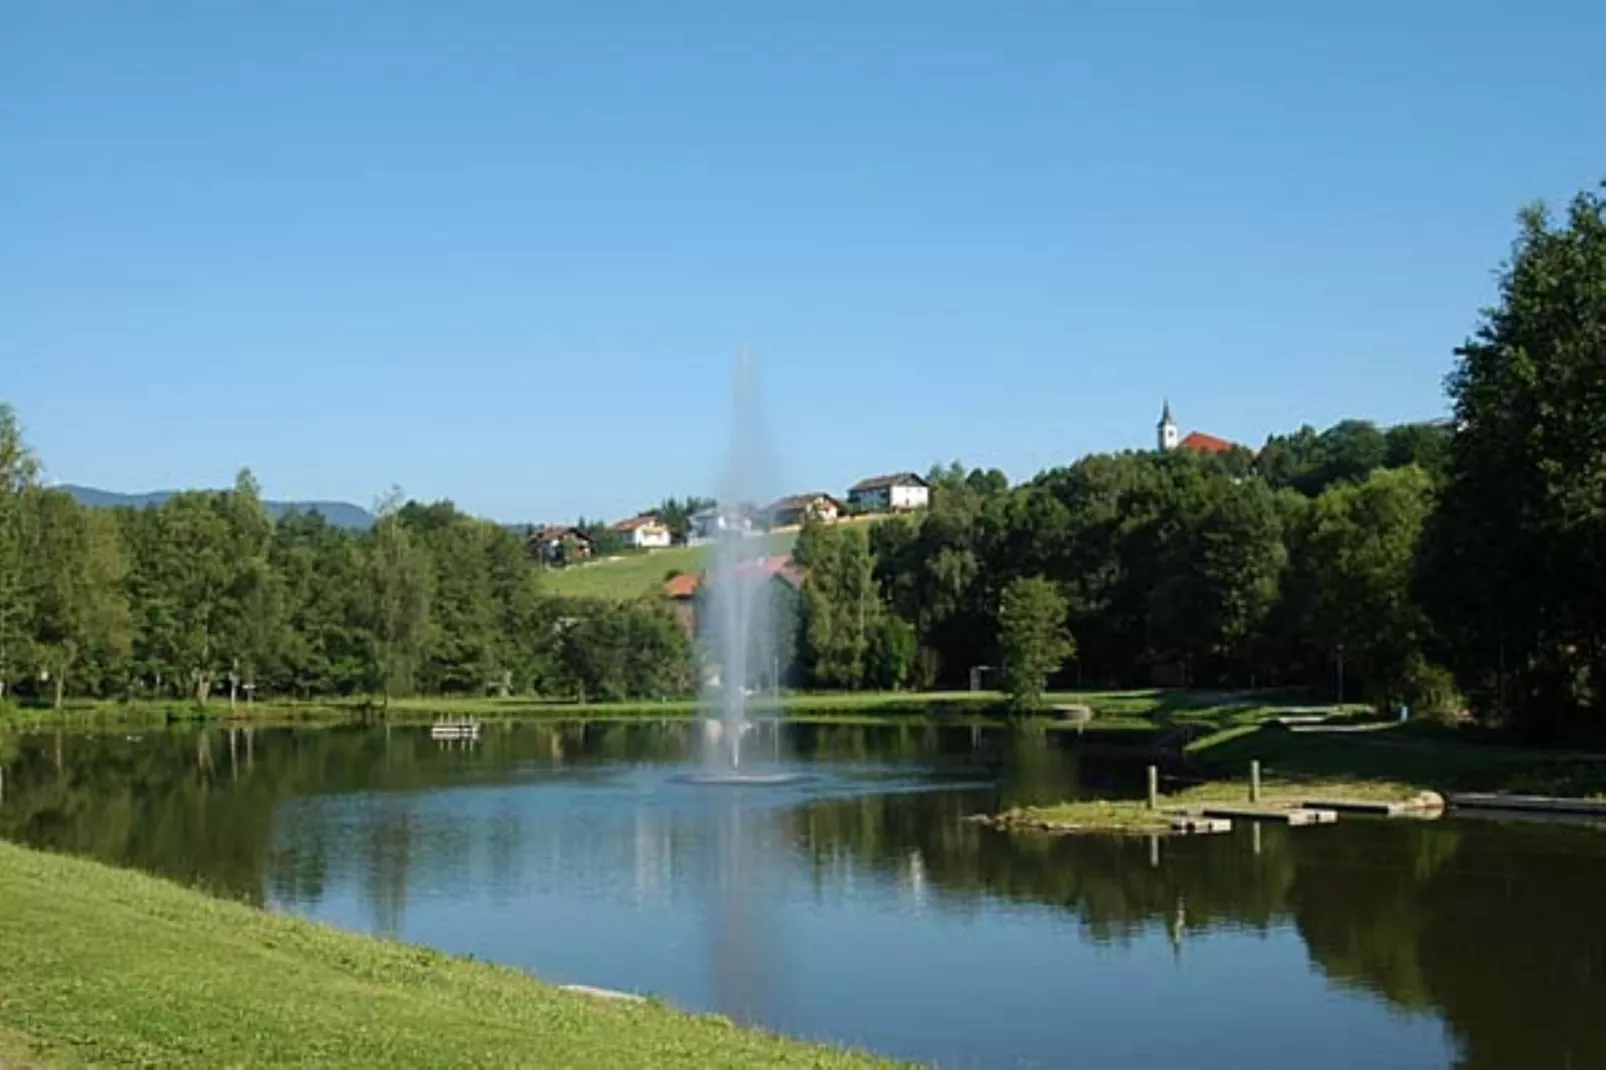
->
0;842;903;1069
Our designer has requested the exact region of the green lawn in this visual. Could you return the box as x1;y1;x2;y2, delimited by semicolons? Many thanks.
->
0;688;1360;737
0;841;904;1069
0;688;1246;731
543;532;798;600
1188;720;1606;797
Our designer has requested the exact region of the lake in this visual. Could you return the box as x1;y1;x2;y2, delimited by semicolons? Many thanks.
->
2;719;1603;1069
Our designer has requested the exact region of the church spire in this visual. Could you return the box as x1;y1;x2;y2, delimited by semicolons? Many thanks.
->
1157;399;1179;451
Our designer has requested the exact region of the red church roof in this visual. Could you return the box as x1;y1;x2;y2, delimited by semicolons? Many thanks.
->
1179;431;1238;454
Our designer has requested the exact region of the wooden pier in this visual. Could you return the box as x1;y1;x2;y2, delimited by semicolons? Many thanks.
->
429;717;481;742
1196;805;1338;826
1300;792;1444;816
1446;793;1606;817
1166;814;1232;834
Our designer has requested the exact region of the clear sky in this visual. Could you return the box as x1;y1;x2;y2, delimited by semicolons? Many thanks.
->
3;2;1602;522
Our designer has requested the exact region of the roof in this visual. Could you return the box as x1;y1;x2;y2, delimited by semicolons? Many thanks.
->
611;514;668;532
1179;431;1238;455
661;554;803;599
530;524;589;542
1158;399;1175;427
766;492;842;513
848;472;927;493
662;572;700;599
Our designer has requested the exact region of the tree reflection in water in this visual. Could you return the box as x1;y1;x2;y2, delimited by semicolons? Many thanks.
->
1;720;1602;1068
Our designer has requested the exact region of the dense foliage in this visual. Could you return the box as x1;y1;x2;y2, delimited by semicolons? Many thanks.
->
0;412;688;708
3;183;1601;739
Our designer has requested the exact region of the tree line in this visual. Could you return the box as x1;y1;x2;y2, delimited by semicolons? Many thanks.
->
2;181;1601;739
790;182;1606;740
0;451;692;709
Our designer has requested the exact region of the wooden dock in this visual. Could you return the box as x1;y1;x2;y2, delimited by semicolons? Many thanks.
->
1196;805;1338;826
1446;793;1606;817
1301;792;1444;816
1167;814;1232;834
429;718;481;742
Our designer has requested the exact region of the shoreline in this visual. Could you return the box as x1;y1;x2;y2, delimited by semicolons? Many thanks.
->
0;841;904;1069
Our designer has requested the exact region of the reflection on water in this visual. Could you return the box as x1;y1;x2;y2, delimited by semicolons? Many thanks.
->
2;721;1604;1069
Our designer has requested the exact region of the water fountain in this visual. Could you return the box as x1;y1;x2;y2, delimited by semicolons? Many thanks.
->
683;353;809;786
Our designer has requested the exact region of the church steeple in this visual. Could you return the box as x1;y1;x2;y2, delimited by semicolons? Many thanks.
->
1157;399;1179;451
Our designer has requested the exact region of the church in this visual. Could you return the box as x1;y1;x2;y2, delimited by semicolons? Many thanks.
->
1156;401;1238;454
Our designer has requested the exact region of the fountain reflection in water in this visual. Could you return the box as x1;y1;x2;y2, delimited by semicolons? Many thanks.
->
692;353;808;786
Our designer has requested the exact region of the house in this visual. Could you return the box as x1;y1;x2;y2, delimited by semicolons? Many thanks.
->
846;472;930;512
526;525;593;564
661;554;804;634
611;514;672;550
688;505;758;545
766;492;843;528
1157;401;1241;455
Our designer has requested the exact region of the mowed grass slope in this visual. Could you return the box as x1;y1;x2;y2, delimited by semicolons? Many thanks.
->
542;532;798;600
0;842;902;1069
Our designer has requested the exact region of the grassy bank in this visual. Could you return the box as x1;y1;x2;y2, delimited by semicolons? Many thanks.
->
1187;721;1606;798
0;841;900;1069
985;778;1432;834
1;688;1203;731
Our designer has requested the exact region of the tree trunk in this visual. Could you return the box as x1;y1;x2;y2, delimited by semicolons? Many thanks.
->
53;670;65;710
195;670;212;704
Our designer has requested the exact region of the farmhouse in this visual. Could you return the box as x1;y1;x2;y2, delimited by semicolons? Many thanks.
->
611;515;672;550
688;505;759;545
766;493;843;528
526;525;593;564
846;472;929;512
662;554;804;635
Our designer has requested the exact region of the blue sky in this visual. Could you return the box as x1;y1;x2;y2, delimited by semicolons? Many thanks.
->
3;2;1602;522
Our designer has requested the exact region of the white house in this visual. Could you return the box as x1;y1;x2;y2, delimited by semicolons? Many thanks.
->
611;515;672;550
846;472;930;512
688;505;758;545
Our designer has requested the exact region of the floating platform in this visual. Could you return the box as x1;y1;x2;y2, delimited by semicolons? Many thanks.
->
1301;792;1444;816
429;720;480;741
1196;805;1338;825
1446;793;1606;817
1167;814;1232;834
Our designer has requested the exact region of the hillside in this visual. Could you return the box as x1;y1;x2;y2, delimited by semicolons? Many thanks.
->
59;484;374;530
544;531;799;599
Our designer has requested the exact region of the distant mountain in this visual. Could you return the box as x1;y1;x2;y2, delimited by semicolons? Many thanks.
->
57;484;374;530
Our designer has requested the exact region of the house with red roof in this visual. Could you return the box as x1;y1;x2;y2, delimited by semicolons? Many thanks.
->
661;554;803;634
611;514;672;549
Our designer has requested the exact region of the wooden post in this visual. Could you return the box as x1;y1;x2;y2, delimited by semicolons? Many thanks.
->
1147;765;1159;811
1250;760;1262;804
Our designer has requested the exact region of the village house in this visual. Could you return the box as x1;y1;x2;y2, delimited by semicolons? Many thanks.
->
526;524;593;564
766;492;843;528
688;504;759;545
1156;401;1241;455
661;554;804;635
611;514;673;550
846;472;930;513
